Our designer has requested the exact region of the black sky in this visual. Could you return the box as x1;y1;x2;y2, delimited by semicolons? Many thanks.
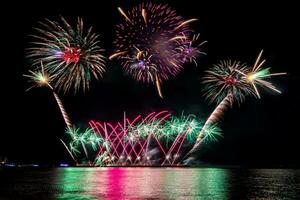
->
1;0;299;167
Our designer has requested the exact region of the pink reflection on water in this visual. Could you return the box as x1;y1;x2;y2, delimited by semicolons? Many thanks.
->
99;168;169;199
106;168;124;199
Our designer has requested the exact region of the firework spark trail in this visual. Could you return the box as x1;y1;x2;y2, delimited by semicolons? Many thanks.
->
161;114;197;165
52;92;72;129
145;112;171;161
145;111;170;147
101;122;130;163
161;134;182;165
188;93;232;154
155;73;163;98
80;139;89;159
161;124;191;166
90;121;106;159
90;121;103;150
60;139;77;163
124;117;144;159
117;123;136;161
175;18;198;30
117;7;133;24
107;123;124;158
24;63;77;162
198;93;232;140
24;62;73;129
171;128;191;165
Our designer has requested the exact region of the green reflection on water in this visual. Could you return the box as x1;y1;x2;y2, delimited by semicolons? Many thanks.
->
163;168;228;200
55;168;98;200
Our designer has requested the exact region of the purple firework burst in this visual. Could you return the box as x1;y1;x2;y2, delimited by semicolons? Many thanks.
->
110;3;199;98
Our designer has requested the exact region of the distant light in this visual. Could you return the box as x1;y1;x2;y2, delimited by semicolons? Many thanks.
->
60;163;69;167
4;163;16;167
33;164;39;167
137;156;140;160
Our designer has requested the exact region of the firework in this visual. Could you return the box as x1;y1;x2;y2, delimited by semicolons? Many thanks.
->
23;61;55;90
26;16;106;93
60;139;77;163
89;111;165;165
197;61;256;132
64;126;103;162
177;34;207;66
162;113;202;144
202;123;222;142
111;3;199;98
160;114;201;165
188;52;286;157
24;62;72;129
194;61;253;141
202;60;255;105
236;50;287;98
185;60;252;155
85;111;221;166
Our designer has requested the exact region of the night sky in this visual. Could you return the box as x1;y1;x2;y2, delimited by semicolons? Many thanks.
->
1;0;299;167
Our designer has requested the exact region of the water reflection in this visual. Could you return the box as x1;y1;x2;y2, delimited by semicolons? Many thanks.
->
227;169;300;199
57;168;97;199
56;168;229;199
1;168;299;199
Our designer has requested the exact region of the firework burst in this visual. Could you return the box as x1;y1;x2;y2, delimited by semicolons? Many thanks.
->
177;34;207;66
23;61;55;91
65;126;103;161
202;123;222;142
186;60;254;155
236;50;287;98
188;52;286;157
110;3;199;98
26;16;106;93
192;61;249;140
162;113;202;144
202;60;254;105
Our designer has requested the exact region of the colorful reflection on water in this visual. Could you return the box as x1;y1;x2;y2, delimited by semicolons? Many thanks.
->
56;167;229;199
1;168;299;199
